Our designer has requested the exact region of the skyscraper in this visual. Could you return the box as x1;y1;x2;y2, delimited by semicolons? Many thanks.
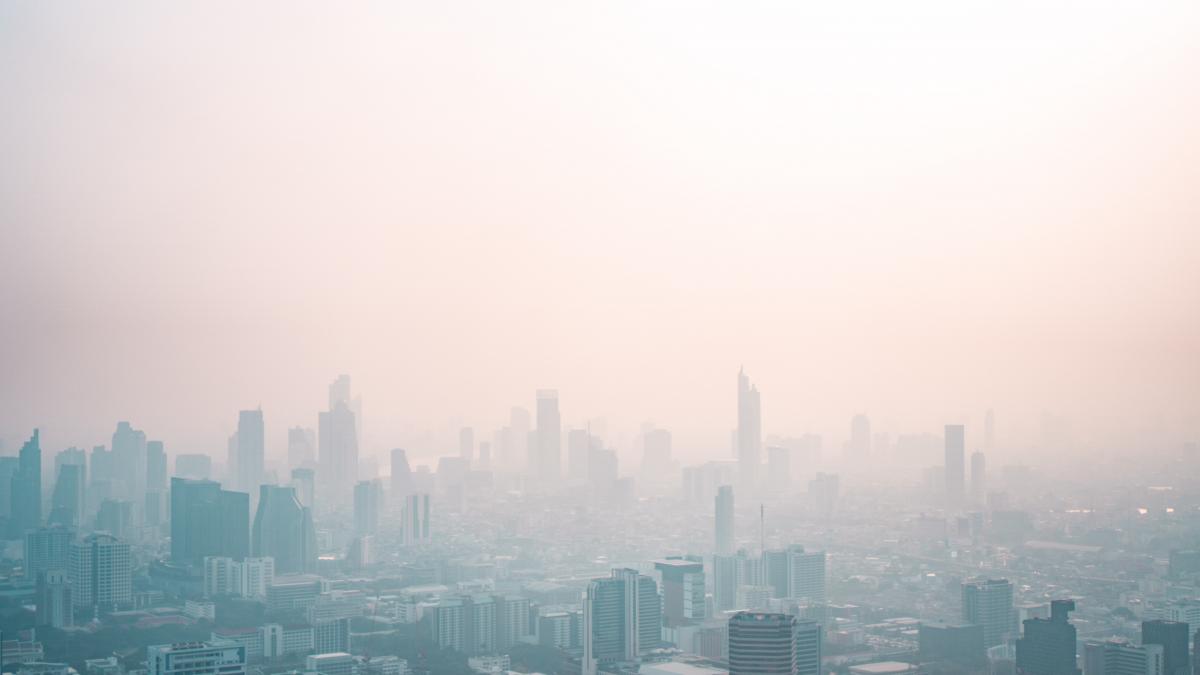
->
654;558;706;626
1141;619;1190;675
535;390;561;480
36;569;73;628
146;440;167;492
945;424;966;506
319;400;359;504
25;526;74;583
288;427;315;470
715;485;735;556
291;467;315;509
235;409;265;494
111;422;146;502
328;374;363;443
353;479;382;536
49;464;86;529
10;429;42;535
962;578;1015;648
402;493;431;546
785;546;826;605
737;369;762;489
390;448;411;500
70;532;132;611
583;568;661;675
1015;599;1081;675
251;485;317;574
170;477;250;566
728;611;821;675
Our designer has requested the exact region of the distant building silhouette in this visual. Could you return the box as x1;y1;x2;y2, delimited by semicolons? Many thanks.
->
10;429;42;536
170;477;250;566
715;485;735;556
945;424;966;506
963;578;1015;648
1015;599;1080;675
737;369;762;489
534;390;562;480
251;484;316;574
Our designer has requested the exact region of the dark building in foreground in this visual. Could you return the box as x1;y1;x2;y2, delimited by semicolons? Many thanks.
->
170;478;249;566
919;622;985;671
728;611;821;675
252;485;317;574
1141;619;1190;675
1015;599;1080;675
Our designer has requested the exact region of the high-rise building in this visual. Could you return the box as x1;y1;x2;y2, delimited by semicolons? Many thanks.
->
715;485;735;556
737;369;762;489
36;569;73;628
390;449;412;501
494;595;533;650
1093;639;1164;675
111;422;146;503
146;440;167;492
849;414;871;459
70;533;132;610
25;526;74;583
583;569;661;675
1015;599;1080;675
306;653;353;675
429;594;497;655
148;642;246;675
919;623;985;671
459;427;475;463
728;611;821;675
251;485;317;574
95;499;134;539
1141;619;1189;675
945;424;966;506
10;429;42;535
654;558;706;626
401;493;431;546
204;556;275;599
535;390;561;480
962;578;1015;648
170;477;250;566
971;451;986;505
288;427;316;471
291;468;315;509
785;546;826;605
235;409;265;494
48;463;86;529
353;480;382;536
714;550;759;612
328;374;363;443
319;400;359;504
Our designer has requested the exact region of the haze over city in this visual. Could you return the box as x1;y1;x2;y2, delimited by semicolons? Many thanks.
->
1;3;1200;675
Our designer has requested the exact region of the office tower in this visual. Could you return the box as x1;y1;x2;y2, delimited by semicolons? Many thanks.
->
534;390;562;480
737;368;762;489
1015;599;1081;675
1193;629;1198;675
25;526;74;583
328;374;363;442
319;400;359;503
962;578;1015;648
0;456;18;519
402;493;431;545
234;409;265;494
849;414;871;458
971;451;987;505
176;454;212;480
291;468;315;509
70;533;132;610
714;550;760;612
655;558;706;626
10;429;42;535
567;429;593;482
493;595;532;650
945;424;966;506
785;546;826;604
148;642;246;675
36;569;73;628
54;447;87;477
204;556;275;599
1095;639;1164;675
766;446;790;494
583;568;661;674
459;427;475;463
94;499;134;539
763;549;790;599
429;594;497;655
387;448;412;502
145;440;167;492
49;464;86;529
111;421;147;503
288;427;316;470
1141;620;1189;675
728;611;821;675
170;477;250;566
919;623;986;671
715;485;735;555
808;473;839;520
306;653;353;675
353;480;382;535
251;485;317;574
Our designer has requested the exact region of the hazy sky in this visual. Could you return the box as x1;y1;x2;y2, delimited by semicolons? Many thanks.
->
2;2;1198;466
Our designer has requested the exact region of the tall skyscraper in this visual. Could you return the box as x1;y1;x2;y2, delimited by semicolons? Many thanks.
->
1015;599;1081;675
49;463;86;529
785;546;826;605
146;440;167;492
25;526;74;583
713;549;759;613
36;569;73;628
583;568;661;675
111;422;146;502
945;424;966;506
971;451;986;505
402;493;431;545
728;612;821;675
535;390;561;480
70;532;132;611
170;477;250;566
10;429;42;535
737;369;762;489
962;578;1015;648
353;479;382;536
1141;619;1190;675
328;374;363;443
251;485;317;574
235;409;265;494
849;414;871;458
390;448;412;500
288;427;316;470
291;467;315;509
654;558;706;626
148;642;246;675
715;485;735;556
319;400;359;504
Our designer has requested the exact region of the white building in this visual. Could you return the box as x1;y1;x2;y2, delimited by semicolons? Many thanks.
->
147;642;246;675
